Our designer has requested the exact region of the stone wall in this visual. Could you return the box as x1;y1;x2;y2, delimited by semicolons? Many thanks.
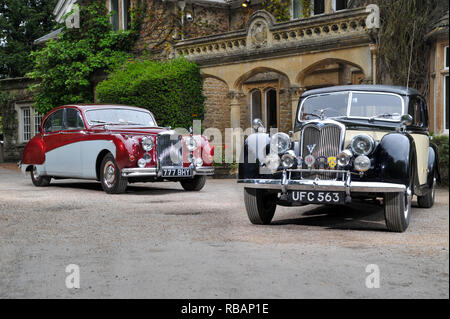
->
202;77;230;136
0;78;35;162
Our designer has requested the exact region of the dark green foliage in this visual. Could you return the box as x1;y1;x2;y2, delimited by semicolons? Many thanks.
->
0;0;57;78
29;1;140;114
433;134;449;185
96;58;205;129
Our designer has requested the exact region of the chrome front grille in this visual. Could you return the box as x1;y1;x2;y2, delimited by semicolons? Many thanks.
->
157;133;183;167
300;122;344;180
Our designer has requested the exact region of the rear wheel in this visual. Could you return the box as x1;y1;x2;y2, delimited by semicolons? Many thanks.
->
417;174;436;208
30;166;51;187
244;188;277;225
384;186;412;233
180;175;206;191
100;154;128;194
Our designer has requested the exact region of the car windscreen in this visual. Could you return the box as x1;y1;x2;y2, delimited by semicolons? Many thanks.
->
299;91;404;121
85;108;157;126
349;92;403;120
299;92;349;121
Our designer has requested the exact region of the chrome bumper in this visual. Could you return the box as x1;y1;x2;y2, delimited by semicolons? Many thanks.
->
237;169;406;194
121;166;214;178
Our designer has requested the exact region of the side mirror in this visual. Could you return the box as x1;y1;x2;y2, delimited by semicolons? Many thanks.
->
252;118;265;133
401;114;413;126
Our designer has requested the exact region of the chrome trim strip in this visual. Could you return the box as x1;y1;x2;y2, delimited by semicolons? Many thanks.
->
238;179;406;193
121;168;158;177
193;167;215;176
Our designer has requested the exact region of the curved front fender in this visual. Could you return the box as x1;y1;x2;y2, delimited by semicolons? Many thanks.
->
238;133;270;179
374;133;415;186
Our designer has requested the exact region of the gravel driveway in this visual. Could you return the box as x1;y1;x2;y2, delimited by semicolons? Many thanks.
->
0;165;448;298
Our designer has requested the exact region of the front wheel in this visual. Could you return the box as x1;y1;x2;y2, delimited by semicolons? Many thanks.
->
180;176;206;191
244;188;277;225
384;187;412;233
30;166;51;187
100;154;128;194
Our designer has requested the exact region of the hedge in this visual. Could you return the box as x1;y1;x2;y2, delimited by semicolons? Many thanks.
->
96;58;205;129
433;134;449;186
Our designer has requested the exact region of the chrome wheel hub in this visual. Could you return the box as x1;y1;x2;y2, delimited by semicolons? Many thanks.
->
32;166;40;180
103;161;116;188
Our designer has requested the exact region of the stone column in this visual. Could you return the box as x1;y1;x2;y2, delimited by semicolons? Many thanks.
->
228;91;245;129
289;86;305;129
370;43;378;84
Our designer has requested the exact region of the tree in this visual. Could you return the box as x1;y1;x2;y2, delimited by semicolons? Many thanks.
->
29;1;139;114
0;0;57;79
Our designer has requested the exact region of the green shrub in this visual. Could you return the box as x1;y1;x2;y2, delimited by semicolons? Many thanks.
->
96;58;205;129
433;134;449;186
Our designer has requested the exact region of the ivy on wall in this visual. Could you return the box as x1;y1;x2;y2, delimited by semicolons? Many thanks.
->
28;1;142;114
96;58;205;129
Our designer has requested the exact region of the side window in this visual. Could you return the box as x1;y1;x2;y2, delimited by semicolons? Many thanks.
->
43;109;65;133
66;108;85;130
419;97;429;129
408;96;426;128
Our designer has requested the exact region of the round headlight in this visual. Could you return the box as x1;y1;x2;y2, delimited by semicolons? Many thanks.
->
264;153;280;173
350;134;374;156
354;155;371;172
141;136;154;152
185;136;198;152
337;149;353;167
281;151;296;169
270;133;291;154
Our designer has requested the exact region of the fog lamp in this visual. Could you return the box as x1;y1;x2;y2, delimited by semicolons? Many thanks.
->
195;157;203;167
281;151;296;169
138;158;146;168
337;150;353;167
354;155;371;172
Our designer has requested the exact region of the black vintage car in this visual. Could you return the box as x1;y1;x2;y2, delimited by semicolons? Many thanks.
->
238;85;440;232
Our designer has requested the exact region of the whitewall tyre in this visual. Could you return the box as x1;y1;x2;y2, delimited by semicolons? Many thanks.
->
100;154;128;194
30;166;51;187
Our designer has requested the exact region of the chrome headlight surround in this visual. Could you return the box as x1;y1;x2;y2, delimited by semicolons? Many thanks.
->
185;136;198;152
270;133;291;154
350;134;375;156
354;155;371;172
141;136;154;152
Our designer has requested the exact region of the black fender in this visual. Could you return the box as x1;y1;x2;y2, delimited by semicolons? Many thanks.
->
238;133;270;179
428;143;441;185
373;133;416;187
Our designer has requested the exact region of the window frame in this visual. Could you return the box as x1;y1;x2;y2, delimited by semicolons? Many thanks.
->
109;0;120;31
15;103;44;143
445;74;449;133
250;89;263;126
444;45;449;71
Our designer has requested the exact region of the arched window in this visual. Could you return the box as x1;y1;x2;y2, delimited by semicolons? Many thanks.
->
250;90;262;124
265;89;278;129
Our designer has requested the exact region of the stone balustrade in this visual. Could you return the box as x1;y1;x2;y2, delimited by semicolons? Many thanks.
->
175;7;379;66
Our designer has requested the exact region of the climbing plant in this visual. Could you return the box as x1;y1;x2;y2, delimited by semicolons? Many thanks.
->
374;0;448;96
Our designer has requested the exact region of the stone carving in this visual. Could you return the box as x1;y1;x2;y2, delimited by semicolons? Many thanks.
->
249;21;268;48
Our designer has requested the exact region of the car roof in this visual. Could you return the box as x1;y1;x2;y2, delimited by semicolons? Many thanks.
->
301;85;421;97
59;104;150;112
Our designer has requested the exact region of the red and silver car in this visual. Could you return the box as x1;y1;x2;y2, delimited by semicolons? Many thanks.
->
19;104;215;193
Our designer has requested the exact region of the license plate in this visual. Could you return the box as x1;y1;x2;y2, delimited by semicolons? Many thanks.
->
288;191;345;204
162;168;192;177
